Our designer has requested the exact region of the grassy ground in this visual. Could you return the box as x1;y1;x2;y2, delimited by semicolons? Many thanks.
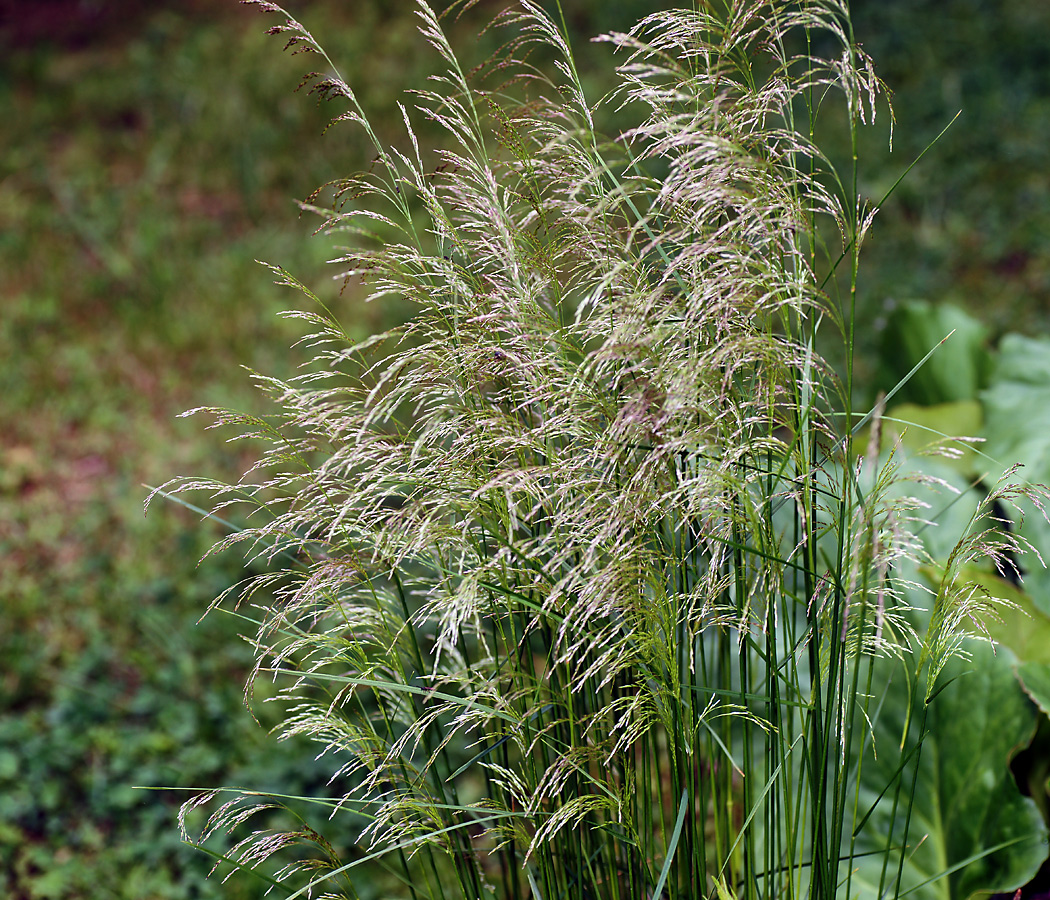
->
1;5;432;896
1;1;1047;897
850;0;1050;339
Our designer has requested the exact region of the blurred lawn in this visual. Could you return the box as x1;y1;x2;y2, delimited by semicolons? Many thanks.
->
849;0;1050;341
0;4;459;896
0;1;1047;897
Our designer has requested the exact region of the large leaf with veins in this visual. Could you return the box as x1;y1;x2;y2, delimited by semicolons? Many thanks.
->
849;642;1047;900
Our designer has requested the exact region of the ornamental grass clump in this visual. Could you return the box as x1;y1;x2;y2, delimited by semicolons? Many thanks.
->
158;2;1048;898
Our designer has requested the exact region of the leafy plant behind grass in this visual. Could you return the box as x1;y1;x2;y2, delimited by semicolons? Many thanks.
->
164;2;1049;898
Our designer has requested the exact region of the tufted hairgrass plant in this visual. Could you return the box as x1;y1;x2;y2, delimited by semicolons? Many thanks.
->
157;2;1046;898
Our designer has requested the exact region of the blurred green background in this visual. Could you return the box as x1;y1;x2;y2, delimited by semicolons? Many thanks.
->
1;1;1047;897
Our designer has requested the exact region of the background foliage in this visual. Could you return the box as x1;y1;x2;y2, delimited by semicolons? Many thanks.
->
1;1;1048;897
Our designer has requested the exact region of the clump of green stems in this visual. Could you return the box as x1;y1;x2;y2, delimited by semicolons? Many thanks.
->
160;1;1043;898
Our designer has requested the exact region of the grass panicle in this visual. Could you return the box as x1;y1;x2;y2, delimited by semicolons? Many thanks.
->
158;2;1048;898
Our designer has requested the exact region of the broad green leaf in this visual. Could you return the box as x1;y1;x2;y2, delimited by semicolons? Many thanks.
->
1018;663;1050;718
879;301;991;406
988;334;1050;391
882;400;983;477
969;574;1050;667
918;563;1050;666
894;456;982;563
850;643;1047;900
979;333;1050;615
981;335;1050;484
1011;667;1050;828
